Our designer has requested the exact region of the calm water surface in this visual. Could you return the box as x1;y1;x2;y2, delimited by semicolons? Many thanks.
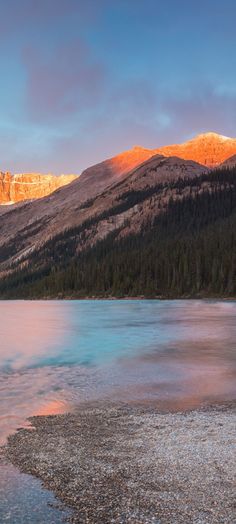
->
0;299;236;522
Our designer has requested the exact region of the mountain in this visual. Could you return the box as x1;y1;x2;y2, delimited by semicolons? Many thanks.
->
155;132;236;167
77;133;236;190
0;146;160;207
1;132;235;207
1;163;235;299
1;131;236;298
0;155;207;275
0;172;78;204
1;132;236;208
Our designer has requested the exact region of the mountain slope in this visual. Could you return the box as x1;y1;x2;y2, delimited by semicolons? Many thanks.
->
79;145;157;189
221;154;236;168
0;146;164;252
0;155;207;277
0;172;78;204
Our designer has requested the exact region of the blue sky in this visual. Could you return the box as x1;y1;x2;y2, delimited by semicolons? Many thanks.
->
0;0;236;173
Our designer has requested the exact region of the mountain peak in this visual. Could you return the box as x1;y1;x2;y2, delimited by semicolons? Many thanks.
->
155;132;236;167
193;132;232;142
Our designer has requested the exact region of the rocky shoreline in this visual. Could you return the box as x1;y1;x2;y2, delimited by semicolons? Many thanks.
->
3;403;236;524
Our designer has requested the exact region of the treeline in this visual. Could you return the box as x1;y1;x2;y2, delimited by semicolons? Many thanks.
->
0;166;236;298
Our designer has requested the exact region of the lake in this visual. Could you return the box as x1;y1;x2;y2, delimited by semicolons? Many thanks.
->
1;300;236;522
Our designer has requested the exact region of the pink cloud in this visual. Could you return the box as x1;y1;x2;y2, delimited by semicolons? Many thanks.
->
23;40;106;121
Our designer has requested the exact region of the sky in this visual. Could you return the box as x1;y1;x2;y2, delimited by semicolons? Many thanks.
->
0;0;236;174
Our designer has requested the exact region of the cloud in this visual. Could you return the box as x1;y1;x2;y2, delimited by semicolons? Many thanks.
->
0;0;109;38
162;85;236;140
23;40;107;122
109;80;158;121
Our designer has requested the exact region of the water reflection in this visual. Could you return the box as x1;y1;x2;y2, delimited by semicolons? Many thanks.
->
0;459;71;523
0;300;236;444
0;301;67;370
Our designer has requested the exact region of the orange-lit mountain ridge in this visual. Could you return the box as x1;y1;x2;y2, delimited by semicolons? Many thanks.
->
80;132;236;187
155;132;236;167
1;132;236;206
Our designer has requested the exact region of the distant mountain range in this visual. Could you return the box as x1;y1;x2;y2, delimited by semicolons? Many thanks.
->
0;172;77;205
1;132;236;298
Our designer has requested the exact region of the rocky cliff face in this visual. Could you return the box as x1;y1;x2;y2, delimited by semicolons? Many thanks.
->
0;172;78;204
155;133;236;167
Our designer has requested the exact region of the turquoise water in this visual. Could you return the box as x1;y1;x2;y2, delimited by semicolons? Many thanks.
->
0;300;236;523
1;300;236;442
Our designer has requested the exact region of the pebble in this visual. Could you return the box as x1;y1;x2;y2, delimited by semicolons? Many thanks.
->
3;402;236;523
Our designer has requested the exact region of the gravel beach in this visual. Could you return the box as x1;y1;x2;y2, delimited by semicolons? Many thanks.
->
4;403;236;524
